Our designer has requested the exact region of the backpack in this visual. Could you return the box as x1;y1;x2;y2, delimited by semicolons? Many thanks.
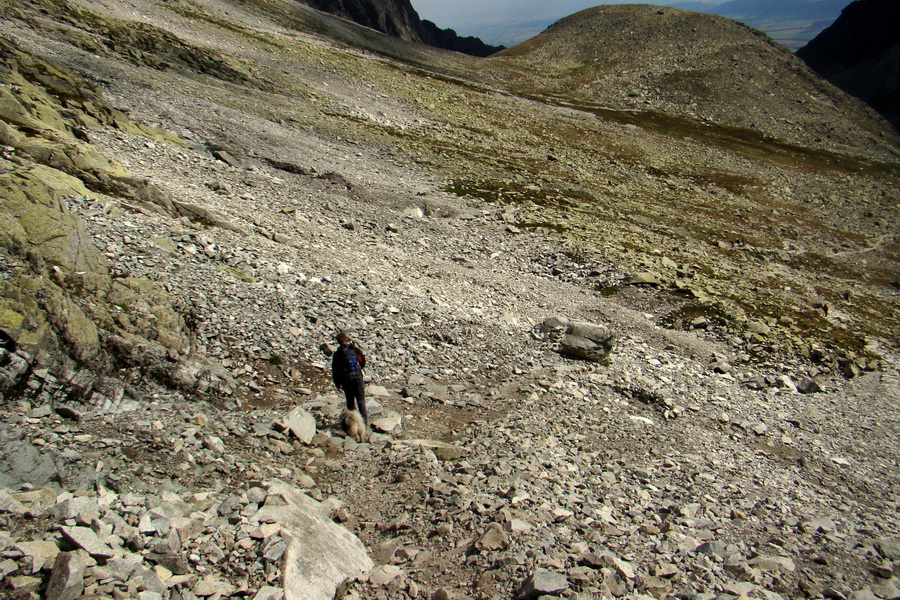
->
341;345;363;380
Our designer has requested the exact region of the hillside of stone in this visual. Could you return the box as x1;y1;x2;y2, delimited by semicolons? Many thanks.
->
492;4;894;157
0;0;898;599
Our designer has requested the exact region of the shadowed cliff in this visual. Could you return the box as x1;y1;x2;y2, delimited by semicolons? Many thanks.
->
797;0;900;130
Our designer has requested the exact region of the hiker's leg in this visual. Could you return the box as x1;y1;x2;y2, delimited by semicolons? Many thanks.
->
355;380;367;424
343;386;356;412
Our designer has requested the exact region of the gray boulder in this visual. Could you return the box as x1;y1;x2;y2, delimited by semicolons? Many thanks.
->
44;552;84;600
537;316;615;363
280;406;317;444
797;377;823;394
515;570;569;599
0;348;33;393
0;424;62;489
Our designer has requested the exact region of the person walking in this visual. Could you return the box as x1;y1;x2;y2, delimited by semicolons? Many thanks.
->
332;331;367;424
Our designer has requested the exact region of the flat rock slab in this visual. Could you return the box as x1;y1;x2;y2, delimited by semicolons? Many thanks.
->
366;384;390;398
15;540;60;572
254;481;373;600
280;407;316;444
407;439;467;461
60;526;114;559
371;413;401;433
515;570;569;599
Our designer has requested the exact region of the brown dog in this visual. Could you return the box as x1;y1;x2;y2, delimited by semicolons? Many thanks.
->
340;409;366;443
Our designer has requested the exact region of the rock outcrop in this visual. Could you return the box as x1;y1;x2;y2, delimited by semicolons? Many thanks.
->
0;37;233;399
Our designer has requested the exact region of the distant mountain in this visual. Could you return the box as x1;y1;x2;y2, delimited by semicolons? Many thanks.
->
673;0;847;49
457;0;845;50
300;0;504;56
796;0;900;130
675;0;846;20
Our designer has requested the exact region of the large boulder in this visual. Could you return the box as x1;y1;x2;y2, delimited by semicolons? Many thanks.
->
537;316;615;363
255;481;374;600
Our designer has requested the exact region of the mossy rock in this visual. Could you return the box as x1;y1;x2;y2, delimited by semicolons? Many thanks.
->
21;277;101;364
0;83;71;134
0;36;183;231
64;271;114;298
0;35;181;144
0;300;55;358
0;208;29;256
0;163;96;208
0;165;107;274
1;277;100;365
106;278;190;353
17;136;131;183
0;120;25;147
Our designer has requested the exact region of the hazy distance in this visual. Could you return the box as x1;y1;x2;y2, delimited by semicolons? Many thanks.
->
410;0;849;50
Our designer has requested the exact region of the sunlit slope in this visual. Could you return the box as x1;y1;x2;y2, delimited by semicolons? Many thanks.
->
2;0;898;363
490;4;898;160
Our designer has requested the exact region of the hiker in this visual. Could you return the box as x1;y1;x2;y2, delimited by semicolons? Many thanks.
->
332;331;367;424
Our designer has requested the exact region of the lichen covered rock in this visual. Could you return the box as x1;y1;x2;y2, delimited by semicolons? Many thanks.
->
0;36;225;397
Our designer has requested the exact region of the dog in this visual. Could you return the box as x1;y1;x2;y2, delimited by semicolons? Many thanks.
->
340;409;366;443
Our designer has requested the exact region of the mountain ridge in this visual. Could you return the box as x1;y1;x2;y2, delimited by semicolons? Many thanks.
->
490;4;897;158
445;0;848;51
300;0;504;56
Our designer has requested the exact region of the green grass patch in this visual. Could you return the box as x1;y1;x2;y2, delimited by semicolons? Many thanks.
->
659;302;732;330
524;93;900;178
443;179;595;209
600;286;619;297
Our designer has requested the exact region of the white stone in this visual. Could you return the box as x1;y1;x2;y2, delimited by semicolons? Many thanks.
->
255;481;373;600
281;406;317;444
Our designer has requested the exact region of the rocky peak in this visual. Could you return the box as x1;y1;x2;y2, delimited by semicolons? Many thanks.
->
301;0;503;56
304;0;422;42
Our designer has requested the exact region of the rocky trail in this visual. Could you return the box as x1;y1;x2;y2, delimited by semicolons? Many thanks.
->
2;121;897;600
0;0;898;599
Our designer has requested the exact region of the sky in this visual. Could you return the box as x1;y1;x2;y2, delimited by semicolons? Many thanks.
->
413;0;618;28
410;0;846;49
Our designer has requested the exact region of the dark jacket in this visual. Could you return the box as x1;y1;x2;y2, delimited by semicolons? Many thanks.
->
332;343;366;388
